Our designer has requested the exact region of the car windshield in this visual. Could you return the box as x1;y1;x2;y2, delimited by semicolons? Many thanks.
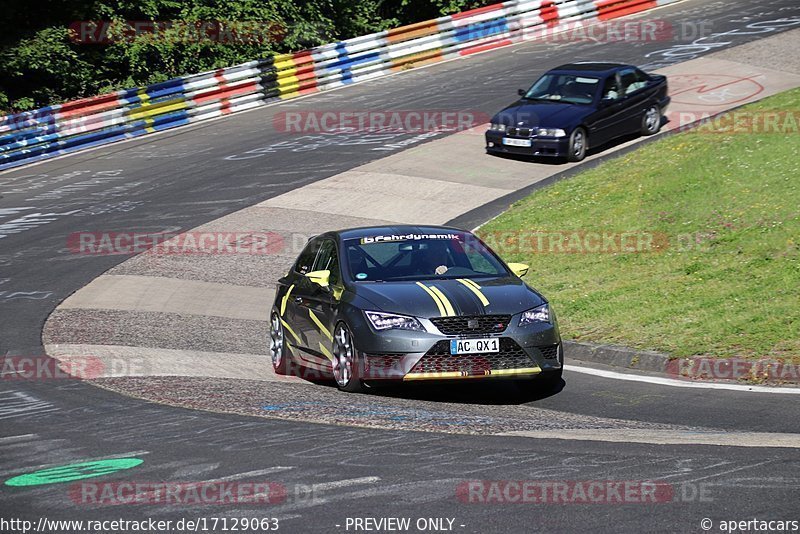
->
524;73;600;105
344;233;509;282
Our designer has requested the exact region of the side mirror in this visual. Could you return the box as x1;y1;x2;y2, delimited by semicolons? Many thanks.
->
518;88;526;96
305;270;330;289
508;263;529;277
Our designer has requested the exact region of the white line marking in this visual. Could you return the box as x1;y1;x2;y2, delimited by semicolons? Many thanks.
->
311;476;381;491
501;429;800;448
564;364;800;394
0;433;36;443
211;467;295;482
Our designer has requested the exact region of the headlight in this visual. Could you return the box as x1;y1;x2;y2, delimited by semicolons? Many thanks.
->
519;304;551;326
490;123;507;132
365;311;425;332
536;128;566;137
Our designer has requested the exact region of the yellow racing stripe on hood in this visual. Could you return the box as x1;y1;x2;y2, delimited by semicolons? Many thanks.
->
415;282;446;316
457;278;489;306
429;286;455;316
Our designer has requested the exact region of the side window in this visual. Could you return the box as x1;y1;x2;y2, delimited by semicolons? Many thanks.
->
620;68;647;95
295;239;321;275
313;240;341;286
602;75;621;100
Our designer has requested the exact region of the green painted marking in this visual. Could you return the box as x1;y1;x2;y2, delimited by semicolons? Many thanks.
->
4;458;144;487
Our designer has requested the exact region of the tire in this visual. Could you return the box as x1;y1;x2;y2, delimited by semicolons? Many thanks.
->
641;104;662;135
332;323;363;393
269;310;289;374
567;127;587;162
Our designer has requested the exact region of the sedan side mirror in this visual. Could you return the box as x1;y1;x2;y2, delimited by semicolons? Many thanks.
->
305;270;330;289
518;88;526;96
508;263;529;277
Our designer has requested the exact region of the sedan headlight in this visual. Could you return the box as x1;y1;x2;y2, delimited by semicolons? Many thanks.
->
365;311;425;332
519;304;551;326
536;128;567;137
489;123;507;132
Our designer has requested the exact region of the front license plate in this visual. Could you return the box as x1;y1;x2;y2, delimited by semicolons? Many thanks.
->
450;338;500;355
503;138;532;147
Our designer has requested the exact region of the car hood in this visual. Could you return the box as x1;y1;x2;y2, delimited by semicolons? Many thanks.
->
493;100;592;128
354;277;545;318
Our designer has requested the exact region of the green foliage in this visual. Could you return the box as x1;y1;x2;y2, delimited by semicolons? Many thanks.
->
0;0;490;113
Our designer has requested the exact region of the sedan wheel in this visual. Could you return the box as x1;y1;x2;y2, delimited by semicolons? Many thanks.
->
270;312;288;374
641;105;662;135
333;323;363;392
567;127;587;162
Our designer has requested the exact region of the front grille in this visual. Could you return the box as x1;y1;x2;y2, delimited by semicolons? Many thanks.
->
507;127;532;137
410;338;533;374
430;315;511;335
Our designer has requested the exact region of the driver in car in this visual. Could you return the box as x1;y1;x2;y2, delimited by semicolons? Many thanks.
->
416;242;451;275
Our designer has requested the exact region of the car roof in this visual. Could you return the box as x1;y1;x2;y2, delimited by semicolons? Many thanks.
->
549;62;630;75
333;225;467;241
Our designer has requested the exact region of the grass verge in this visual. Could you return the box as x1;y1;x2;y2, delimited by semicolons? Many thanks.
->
479;88;800;362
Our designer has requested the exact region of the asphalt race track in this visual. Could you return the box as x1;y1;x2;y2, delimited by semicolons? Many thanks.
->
2;0;800;532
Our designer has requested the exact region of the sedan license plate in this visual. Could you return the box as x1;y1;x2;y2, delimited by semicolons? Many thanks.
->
503;138;532;147
450;337;500;355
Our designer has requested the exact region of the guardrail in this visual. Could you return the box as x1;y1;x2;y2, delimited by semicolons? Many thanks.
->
0;0;682;171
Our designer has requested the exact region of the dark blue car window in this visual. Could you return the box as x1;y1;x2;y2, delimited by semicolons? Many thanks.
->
525;73;600;105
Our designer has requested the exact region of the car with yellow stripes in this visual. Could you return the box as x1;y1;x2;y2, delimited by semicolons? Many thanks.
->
269;225;563;393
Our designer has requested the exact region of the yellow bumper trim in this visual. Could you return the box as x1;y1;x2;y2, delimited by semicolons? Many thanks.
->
403;367;541;381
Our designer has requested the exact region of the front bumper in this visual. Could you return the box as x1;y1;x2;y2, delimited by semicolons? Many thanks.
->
353;316;562;382
485;130;570;157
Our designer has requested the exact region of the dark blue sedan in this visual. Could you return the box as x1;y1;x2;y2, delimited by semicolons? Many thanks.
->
485;62;670;162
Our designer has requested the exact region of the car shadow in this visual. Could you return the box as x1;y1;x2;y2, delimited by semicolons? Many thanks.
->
363;378;566;405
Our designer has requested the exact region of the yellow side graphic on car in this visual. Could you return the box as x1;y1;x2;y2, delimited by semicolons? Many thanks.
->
280;284;295;316
280;318;302;345
309;309;333;341
318;342;334;362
